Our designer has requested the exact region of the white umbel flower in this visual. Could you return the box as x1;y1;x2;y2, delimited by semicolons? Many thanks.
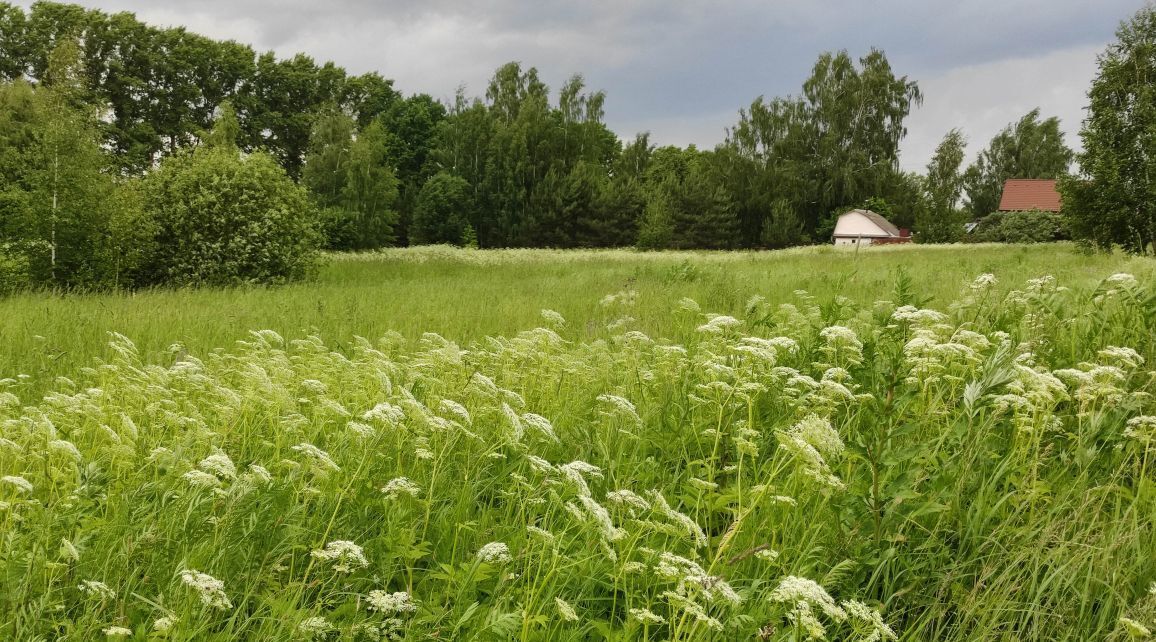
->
103;626;133;637
476;541;512;564
297;616;333;638
769;575;846;621
629;608;666;625
554;597;579;622
291;443;340;472
311;540;368;573
79;580;115;599
198;450;237;480
381;477;422;500
1;475;32;494
179;569;232;610
367;590;418;614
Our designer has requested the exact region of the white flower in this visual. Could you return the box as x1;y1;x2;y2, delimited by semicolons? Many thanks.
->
246;464;273;484
1105;273;1138;287
367;590;418;615
439;399;472;425
629;608;666;625
521;412;559;442
179;569;232;609
79;580;116;599
198;450;237;480
769;576;846;621
555;597;579;622
103;626;133;637
182;470;221;489
363;401;405;425
297;616;333;637
291;443;340;472
970;273;997;290
476;541;512;564
606;489;651;512
311;540;368;573
60;538;80;562
381;477;422;500
540;309;566;328
1;475;32;494
49;439;82;460
696;315;743;333
153;616;177;632
843;600;898;641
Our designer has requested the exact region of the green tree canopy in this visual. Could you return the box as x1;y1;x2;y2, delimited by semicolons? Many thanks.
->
918;129;967;243
1061;5;1156;254
963;108;1073;218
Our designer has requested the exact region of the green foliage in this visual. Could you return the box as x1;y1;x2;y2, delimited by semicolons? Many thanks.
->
726;49;922;245
963;109;1073;218
1062;4;1156;254
970;210;1069;243
410;171;474;246
0;251;1154;641
918;129;967;243
0;45;145;290
303;111;400;250
141;146;320;285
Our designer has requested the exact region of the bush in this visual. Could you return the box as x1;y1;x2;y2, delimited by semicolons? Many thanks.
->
141;148;321;286
971;210;1069;243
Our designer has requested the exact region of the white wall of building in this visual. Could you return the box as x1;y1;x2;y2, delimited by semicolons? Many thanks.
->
832;211;888;238
834;236;874;246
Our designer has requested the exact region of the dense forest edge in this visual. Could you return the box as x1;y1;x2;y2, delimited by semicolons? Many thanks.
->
0;1;1153;290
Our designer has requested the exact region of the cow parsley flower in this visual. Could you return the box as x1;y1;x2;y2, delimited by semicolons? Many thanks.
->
367;590;417;615
198;450;237;480
1;475;32;494
49;439;81;460
103;626;133;637
843;599;898;641
555;597;579;622
476;541;512;564
311;540;368;573
179;569;232;609
298;616;333;637
381;477;422;500
540;309;566;328
182;470;221;489
79;580;116;599
521;412;559;442
629;608;666;625
769;576;846;621
291;443;340;472
153;616;177;632
970;273;997;290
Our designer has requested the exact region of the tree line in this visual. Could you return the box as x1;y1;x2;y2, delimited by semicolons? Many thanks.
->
0;1;1152;289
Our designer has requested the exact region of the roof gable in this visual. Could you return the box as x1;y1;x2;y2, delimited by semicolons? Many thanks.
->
998;179;1062;212
833;209;901;238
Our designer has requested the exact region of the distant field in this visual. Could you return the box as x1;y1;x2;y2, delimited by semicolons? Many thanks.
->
1;243;1151;395
1;243;1154;640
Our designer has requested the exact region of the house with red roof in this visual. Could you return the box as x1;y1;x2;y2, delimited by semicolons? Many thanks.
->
998;179;1062;212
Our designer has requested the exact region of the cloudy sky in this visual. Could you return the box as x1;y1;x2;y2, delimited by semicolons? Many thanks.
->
23;0;1146;170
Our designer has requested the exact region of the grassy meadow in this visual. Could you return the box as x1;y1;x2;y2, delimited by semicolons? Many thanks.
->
2;243;1153;396
1;243;1155;641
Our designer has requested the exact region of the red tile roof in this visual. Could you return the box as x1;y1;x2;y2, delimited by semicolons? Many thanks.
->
998;179;1062;212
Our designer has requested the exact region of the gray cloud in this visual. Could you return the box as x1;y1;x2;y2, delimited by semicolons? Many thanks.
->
15;0;1145;167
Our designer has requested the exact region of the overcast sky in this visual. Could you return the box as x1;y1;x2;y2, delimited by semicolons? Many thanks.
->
24;0;1147;170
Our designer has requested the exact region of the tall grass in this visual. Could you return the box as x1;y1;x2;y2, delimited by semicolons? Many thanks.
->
0;246;1153;640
